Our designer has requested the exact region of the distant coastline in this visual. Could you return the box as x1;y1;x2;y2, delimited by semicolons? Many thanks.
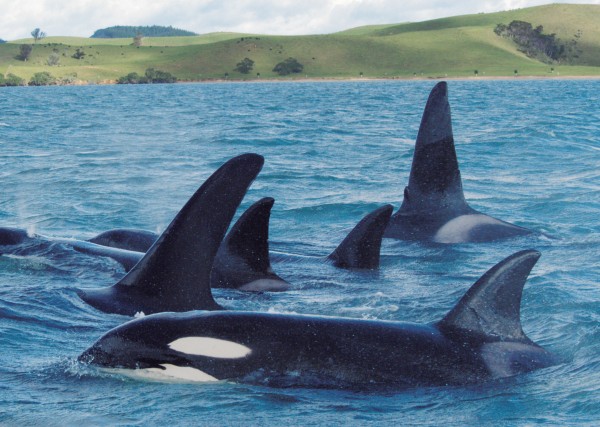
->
2;4;600;85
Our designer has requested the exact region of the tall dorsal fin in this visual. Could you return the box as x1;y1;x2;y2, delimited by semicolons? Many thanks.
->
327;205;393;269
400;81;468;213
211;197;289;290
438;250;541;342
78;153;264;314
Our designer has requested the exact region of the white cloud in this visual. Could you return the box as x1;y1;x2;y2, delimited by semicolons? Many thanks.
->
1;0;598;40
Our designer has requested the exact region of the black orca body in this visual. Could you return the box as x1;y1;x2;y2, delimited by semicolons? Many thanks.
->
211;201;393;292
77;153;264;316
229;201;393;271
80;250;556;389
0;227;149;271
384;82;533;243
87;229;158;253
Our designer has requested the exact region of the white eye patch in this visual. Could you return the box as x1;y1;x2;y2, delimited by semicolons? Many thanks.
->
169;337;252;359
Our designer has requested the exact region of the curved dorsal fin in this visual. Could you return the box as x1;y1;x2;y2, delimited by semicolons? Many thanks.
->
223;197;274;273
78;153;264;314
400;81;468;213
438;250;541;342
211;197;289;290
328;205;393;269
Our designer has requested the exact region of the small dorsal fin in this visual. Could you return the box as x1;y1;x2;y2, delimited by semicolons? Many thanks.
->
223;197;274;273
88;229;158;252
328;205;393;269
400;81;468;213
438;250;541;342
78;153;264;314
211;197;289;290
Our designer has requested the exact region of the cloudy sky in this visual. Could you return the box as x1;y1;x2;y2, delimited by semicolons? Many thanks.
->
2;0;599;40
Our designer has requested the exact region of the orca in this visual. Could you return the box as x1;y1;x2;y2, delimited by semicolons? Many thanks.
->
77;153;264;316
327;204;393;269
211;197;291;292
0;227;149;271
384;81;533;243
80;249;556;389
211;200;392;292
0;209;287;292
87;229;158;253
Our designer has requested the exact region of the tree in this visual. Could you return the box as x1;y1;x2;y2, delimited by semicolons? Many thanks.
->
31;28;46;43
133;33;143;47
234;57;254;74
272;57;304;76
47;52;60;66
17;44;33;61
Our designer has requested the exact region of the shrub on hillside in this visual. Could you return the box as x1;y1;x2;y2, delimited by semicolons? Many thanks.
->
72;48;86;60
29;72;55;86
117;72;146;84
145;68;177;83
117;68;177;84
0;73;25;86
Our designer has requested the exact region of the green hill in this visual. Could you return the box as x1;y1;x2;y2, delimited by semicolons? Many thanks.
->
1;4;600;84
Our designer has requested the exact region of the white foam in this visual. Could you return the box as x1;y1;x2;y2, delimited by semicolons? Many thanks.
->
169;337;252;359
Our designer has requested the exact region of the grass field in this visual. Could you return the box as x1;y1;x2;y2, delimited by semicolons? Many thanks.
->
1;4;599;83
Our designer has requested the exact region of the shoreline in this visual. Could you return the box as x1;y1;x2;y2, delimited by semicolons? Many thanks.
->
92;74;600;85
4;74;600;87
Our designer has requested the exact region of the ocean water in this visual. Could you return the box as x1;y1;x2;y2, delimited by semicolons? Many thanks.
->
0;79;598;425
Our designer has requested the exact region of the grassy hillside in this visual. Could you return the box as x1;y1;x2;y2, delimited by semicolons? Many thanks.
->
1;4;599;83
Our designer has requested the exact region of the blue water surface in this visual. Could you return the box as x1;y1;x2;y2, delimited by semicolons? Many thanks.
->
0;79;598;425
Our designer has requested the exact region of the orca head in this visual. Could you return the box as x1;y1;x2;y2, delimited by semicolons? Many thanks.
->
0;227;31;246
78;153;264;315
437;250;556;378
79;311;254;382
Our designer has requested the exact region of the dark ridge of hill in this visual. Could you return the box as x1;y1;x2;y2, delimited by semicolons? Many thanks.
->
91;25;197;38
